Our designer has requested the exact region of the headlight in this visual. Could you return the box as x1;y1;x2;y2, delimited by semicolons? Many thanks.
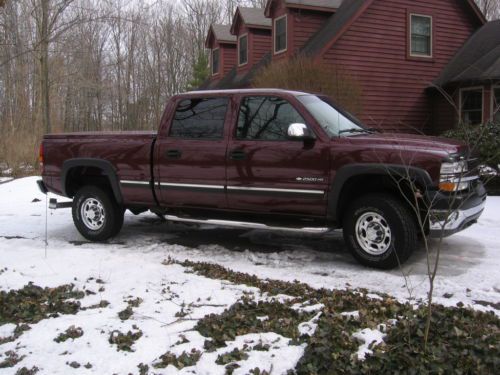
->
439;160;469;192
440;160;467;175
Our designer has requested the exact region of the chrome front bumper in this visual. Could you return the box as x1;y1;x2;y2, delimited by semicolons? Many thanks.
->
429;199;486;237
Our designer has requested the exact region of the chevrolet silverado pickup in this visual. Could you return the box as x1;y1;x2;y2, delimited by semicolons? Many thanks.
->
37;89;487;269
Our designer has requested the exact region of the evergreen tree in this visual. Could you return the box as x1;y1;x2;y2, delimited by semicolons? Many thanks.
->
187;52;210;90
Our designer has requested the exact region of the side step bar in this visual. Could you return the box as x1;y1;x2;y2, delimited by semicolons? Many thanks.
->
164;214;331;234
49;198;72;210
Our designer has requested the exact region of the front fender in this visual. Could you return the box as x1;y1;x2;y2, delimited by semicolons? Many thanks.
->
328;163;433;223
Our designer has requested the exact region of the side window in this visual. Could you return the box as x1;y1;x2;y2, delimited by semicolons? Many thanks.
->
236;96;305;140
170;97;228;139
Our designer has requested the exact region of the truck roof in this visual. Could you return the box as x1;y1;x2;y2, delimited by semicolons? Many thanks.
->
180;88;312;97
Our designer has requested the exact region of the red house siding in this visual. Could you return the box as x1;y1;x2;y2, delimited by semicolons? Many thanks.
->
290;9;330;53
322;0;480;132
251;29;272;65
233;23;271;74
221;44;237;75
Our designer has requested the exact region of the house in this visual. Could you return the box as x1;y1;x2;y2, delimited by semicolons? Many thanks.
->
432;19;500;131
204;7;272;90
202;0;498;134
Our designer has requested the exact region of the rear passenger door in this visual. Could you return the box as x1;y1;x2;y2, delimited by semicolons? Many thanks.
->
226;95;330;217
156;96;230;209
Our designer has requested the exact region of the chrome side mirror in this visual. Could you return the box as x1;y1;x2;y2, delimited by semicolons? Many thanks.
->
287;123;315;140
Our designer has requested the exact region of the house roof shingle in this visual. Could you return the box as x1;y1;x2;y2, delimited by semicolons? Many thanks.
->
265;0;344;16
285;0;343;9
236;7;272;29
211;24;237;43
205;24;236;48
435;20;500;86
201;53;272;90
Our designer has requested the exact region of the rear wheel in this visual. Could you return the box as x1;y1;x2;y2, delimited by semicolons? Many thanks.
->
72;185;124;241
343;194;418;269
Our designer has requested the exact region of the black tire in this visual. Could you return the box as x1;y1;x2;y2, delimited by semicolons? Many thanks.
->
343;193;418;269
72;185;124;241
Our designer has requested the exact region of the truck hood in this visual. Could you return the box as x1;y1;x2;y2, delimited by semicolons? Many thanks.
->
345;133;467;157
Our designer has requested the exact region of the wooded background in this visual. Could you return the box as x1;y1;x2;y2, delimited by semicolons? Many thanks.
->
0;0;498;171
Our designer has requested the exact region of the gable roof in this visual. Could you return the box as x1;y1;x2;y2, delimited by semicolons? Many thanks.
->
205;24;237;48
265;0;343;16
231;7;271;34
434;20;500;86
301;0;486;58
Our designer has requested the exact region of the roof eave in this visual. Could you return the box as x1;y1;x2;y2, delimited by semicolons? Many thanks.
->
230;8;242;35
246;24;272;30
286;4;337;13
466;0;487;25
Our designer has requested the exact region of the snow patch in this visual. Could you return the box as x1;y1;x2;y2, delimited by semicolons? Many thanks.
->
352;328;386;360
298;312;322;337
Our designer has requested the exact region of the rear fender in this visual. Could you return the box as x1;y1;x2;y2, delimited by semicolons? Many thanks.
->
61;158;123;204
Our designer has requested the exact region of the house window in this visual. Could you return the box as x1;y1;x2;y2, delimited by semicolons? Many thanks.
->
460;88;483;126
239;34;248;66
493;86;500;123
274;15;287;54
410;14;432;57
211;49;219;75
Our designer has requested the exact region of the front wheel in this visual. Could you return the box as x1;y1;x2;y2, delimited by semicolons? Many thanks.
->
72;185;124;241
343;194;418;269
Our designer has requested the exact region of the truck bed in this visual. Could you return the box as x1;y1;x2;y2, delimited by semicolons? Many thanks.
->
42;131;157;206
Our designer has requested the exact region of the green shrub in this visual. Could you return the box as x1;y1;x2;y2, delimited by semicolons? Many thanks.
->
442;122;500;168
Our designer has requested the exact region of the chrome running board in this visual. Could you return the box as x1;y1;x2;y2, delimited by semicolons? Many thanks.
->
164;215;331;234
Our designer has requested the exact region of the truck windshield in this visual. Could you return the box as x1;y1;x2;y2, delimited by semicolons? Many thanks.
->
297;95;368;137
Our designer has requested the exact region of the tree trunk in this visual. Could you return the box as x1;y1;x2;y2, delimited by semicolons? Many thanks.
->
40;0;51;134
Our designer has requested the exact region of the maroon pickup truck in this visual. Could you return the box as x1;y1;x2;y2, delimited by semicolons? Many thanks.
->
38;89;486;269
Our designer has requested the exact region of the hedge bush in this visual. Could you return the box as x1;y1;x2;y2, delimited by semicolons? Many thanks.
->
442;122;500;168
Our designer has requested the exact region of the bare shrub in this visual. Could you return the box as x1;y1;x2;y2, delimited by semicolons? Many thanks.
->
0;130;41;177
252;56;363;115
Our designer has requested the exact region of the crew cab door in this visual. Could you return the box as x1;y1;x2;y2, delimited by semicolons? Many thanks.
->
155;96;230;209
226;95;330;217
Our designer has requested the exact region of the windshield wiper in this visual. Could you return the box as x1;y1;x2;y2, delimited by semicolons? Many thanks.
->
338;128;373;135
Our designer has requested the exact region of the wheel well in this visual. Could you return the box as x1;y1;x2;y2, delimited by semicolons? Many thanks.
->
336;174;427;230
65;166;114;199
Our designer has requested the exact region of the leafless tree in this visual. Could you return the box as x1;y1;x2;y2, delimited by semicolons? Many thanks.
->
475;0;500;20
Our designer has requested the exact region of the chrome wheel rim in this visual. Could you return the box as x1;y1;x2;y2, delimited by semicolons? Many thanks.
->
355;212;392;255
80;198;105;231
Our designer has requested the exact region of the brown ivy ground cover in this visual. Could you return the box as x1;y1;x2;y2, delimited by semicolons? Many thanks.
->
0;261;498;373
182;260;500;374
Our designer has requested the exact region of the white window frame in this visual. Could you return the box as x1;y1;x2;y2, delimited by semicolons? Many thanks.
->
211;48;220;76
238;34;248;67
274;14;287;55
492;84;500;122
409;13;433;58
459;86;484;125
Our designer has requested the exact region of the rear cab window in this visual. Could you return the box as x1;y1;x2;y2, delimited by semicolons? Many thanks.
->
169;97;229;139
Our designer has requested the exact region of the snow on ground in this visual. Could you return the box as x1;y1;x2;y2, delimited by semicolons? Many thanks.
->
0;177;499;373
0;177;13;184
